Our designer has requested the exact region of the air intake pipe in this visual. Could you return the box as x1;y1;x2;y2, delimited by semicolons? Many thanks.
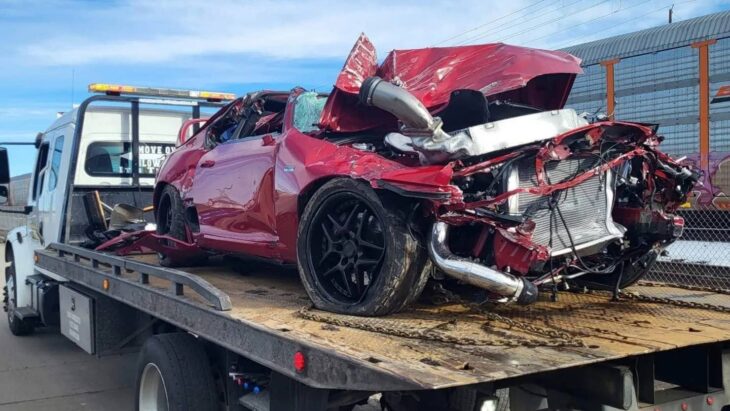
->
428;222;538;305
359;77;450;141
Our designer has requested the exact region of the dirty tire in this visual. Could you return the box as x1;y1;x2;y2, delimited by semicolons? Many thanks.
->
297;178;428;316
578;250;658;289
4;246;34;336
156;185;193;267
135;333;218;411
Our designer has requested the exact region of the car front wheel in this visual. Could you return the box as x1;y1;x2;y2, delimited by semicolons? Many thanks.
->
297;178;429;316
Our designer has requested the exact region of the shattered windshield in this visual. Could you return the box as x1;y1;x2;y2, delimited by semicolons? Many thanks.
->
293;91;327;133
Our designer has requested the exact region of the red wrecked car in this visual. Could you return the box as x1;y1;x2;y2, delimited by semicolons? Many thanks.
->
147;35;699;316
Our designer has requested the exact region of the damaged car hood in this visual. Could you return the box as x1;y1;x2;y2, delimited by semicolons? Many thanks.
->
319;33;583;133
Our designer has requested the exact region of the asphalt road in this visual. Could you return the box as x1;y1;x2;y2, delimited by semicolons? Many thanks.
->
0;297;136;410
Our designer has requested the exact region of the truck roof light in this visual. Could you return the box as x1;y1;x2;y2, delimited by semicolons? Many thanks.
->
88;83;236;102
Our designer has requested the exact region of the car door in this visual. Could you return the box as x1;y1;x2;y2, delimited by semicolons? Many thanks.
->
190;132;279;257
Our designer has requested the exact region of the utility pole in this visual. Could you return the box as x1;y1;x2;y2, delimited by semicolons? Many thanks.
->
668;4;674;23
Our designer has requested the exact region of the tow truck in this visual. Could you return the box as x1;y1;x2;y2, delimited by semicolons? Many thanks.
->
1;85;729;411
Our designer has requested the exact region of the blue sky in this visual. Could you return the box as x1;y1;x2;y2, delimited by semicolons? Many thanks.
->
1;0;729;176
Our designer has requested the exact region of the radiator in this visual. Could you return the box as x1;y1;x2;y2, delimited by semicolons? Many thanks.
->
506;157;625;256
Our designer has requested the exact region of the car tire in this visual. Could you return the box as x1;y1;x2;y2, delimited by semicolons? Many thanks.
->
577;250;658;290
4;246;34;336
135;333;218;411
156;185;195;267
297;178;429;316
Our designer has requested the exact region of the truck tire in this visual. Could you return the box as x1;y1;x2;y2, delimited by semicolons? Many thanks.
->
297;178;428;316
156;185;192;267
135;333;218;411
4;246;34;336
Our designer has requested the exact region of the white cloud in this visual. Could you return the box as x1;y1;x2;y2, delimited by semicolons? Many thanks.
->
16;0;551;65
15;0;726;68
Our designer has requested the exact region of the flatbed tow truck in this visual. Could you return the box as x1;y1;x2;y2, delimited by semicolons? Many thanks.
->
2;86;730;411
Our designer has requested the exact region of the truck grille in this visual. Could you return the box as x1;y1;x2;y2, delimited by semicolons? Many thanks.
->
507;157;624;256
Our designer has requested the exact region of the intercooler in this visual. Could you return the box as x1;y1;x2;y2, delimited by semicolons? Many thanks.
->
506;157;625;256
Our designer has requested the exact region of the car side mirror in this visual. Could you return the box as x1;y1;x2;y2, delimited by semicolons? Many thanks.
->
0;148;10;205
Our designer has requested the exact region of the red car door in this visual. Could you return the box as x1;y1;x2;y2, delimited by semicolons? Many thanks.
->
190;133;279;257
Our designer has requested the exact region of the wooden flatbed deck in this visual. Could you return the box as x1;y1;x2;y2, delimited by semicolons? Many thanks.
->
36;246;730;391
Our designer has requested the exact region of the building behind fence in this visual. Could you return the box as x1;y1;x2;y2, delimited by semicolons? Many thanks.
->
562;10;730;291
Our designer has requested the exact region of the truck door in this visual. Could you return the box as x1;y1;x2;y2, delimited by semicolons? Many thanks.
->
37;134;67;245
190;131;279;258
27;140;50;244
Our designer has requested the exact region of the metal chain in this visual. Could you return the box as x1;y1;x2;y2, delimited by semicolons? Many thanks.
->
618;289;730;313
635;280;730;296
297;305;585;348
298;281;729;347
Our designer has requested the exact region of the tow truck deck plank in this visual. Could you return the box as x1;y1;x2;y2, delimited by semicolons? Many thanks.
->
35;248;730;391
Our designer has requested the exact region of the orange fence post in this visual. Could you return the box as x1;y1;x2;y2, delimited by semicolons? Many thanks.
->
692;39;716;172
600;59;620;120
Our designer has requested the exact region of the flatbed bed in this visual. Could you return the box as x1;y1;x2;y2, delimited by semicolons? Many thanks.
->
35;243;730;398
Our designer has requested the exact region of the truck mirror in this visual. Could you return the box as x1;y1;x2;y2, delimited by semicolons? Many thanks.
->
0;148;10;185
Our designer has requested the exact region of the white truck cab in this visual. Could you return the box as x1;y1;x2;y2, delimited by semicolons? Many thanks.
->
0;84;232;334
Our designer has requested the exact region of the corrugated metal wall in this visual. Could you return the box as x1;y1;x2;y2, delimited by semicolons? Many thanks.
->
564;16;730;291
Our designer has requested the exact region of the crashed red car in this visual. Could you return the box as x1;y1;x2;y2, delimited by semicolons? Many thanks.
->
150;35;699;316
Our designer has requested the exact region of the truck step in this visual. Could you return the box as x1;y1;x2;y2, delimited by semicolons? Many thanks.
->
13;306;40;321
238;390;270;411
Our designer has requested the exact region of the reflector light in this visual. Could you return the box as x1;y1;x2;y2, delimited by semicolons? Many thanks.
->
102;278;110;291
706;396;714;405
293;351;306;372
88;83;236;102
681;402;688;411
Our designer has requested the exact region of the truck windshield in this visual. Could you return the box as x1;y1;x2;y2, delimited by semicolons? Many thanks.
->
84;141;175;177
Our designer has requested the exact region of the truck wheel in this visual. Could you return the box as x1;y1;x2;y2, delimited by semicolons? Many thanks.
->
297;178;428;316
156;185;192;267
4;246;34;336
577;250;658;289
135;333;218;411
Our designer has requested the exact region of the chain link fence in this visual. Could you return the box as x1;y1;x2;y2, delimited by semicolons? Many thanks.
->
566;36;730;294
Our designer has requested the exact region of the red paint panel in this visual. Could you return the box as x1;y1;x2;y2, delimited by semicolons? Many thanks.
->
320;35;583;133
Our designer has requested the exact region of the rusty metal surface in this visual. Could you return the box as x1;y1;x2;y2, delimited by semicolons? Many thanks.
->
56;252;730;389
177;260;730;387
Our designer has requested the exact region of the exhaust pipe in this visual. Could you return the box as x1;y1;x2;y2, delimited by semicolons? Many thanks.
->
359;77;450;141
428;222;538;305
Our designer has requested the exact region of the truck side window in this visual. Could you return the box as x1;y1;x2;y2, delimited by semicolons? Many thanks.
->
31;142;50;201
85;142;174;177
48;136;64;191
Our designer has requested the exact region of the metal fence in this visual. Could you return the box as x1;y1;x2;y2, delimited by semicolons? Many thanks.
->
566;36;730;293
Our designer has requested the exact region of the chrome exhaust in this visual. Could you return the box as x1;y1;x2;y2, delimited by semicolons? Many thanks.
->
428;222;538;304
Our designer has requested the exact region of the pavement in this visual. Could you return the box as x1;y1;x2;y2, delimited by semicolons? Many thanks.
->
0;290;136;411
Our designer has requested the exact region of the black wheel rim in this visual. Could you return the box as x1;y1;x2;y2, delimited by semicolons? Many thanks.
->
307;192;386;304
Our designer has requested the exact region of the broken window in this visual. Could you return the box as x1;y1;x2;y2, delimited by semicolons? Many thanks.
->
293;92;327;133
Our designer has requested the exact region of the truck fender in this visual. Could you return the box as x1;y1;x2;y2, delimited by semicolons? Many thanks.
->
5;226;45;308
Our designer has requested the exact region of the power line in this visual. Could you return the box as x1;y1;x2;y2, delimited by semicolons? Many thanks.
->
553;0;695;49
519;0;651;46
453;0;570;46
434;0;551;46
498;0;612;43
453;0;567;46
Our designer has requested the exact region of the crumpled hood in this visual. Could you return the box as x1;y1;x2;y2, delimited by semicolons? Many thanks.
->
319;34;583;133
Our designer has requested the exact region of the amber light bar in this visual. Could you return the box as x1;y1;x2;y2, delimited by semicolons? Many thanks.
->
88;83;236;102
